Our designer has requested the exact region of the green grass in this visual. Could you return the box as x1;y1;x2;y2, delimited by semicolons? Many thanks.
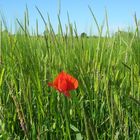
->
0;10;140;140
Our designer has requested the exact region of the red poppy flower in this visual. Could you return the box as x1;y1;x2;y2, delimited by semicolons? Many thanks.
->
48;71;78;97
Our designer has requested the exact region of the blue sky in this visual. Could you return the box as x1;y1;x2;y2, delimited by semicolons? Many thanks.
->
0;0;140;35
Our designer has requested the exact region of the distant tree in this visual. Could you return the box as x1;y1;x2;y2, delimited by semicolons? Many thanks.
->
43;30;48;36
81;32;87;38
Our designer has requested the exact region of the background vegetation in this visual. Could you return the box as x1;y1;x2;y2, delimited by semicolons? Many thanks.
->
0;9;140;140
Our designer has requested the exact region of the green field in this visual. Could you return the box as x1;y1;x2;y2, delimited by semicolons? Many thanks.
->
0;11;140;140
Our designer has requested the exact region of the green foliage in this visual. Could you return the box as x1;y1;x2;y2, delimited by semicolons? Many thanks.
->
0;12;140;140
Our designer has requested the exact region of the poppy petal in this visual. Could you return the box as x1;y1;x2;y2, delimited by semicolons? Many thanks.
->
53;71;65;86
58;79;67;92
65;74;78;90
48;71;78;97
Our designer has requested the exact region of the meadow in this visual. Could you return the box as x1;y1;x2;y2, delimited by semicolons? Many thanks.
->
0;9;140;140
